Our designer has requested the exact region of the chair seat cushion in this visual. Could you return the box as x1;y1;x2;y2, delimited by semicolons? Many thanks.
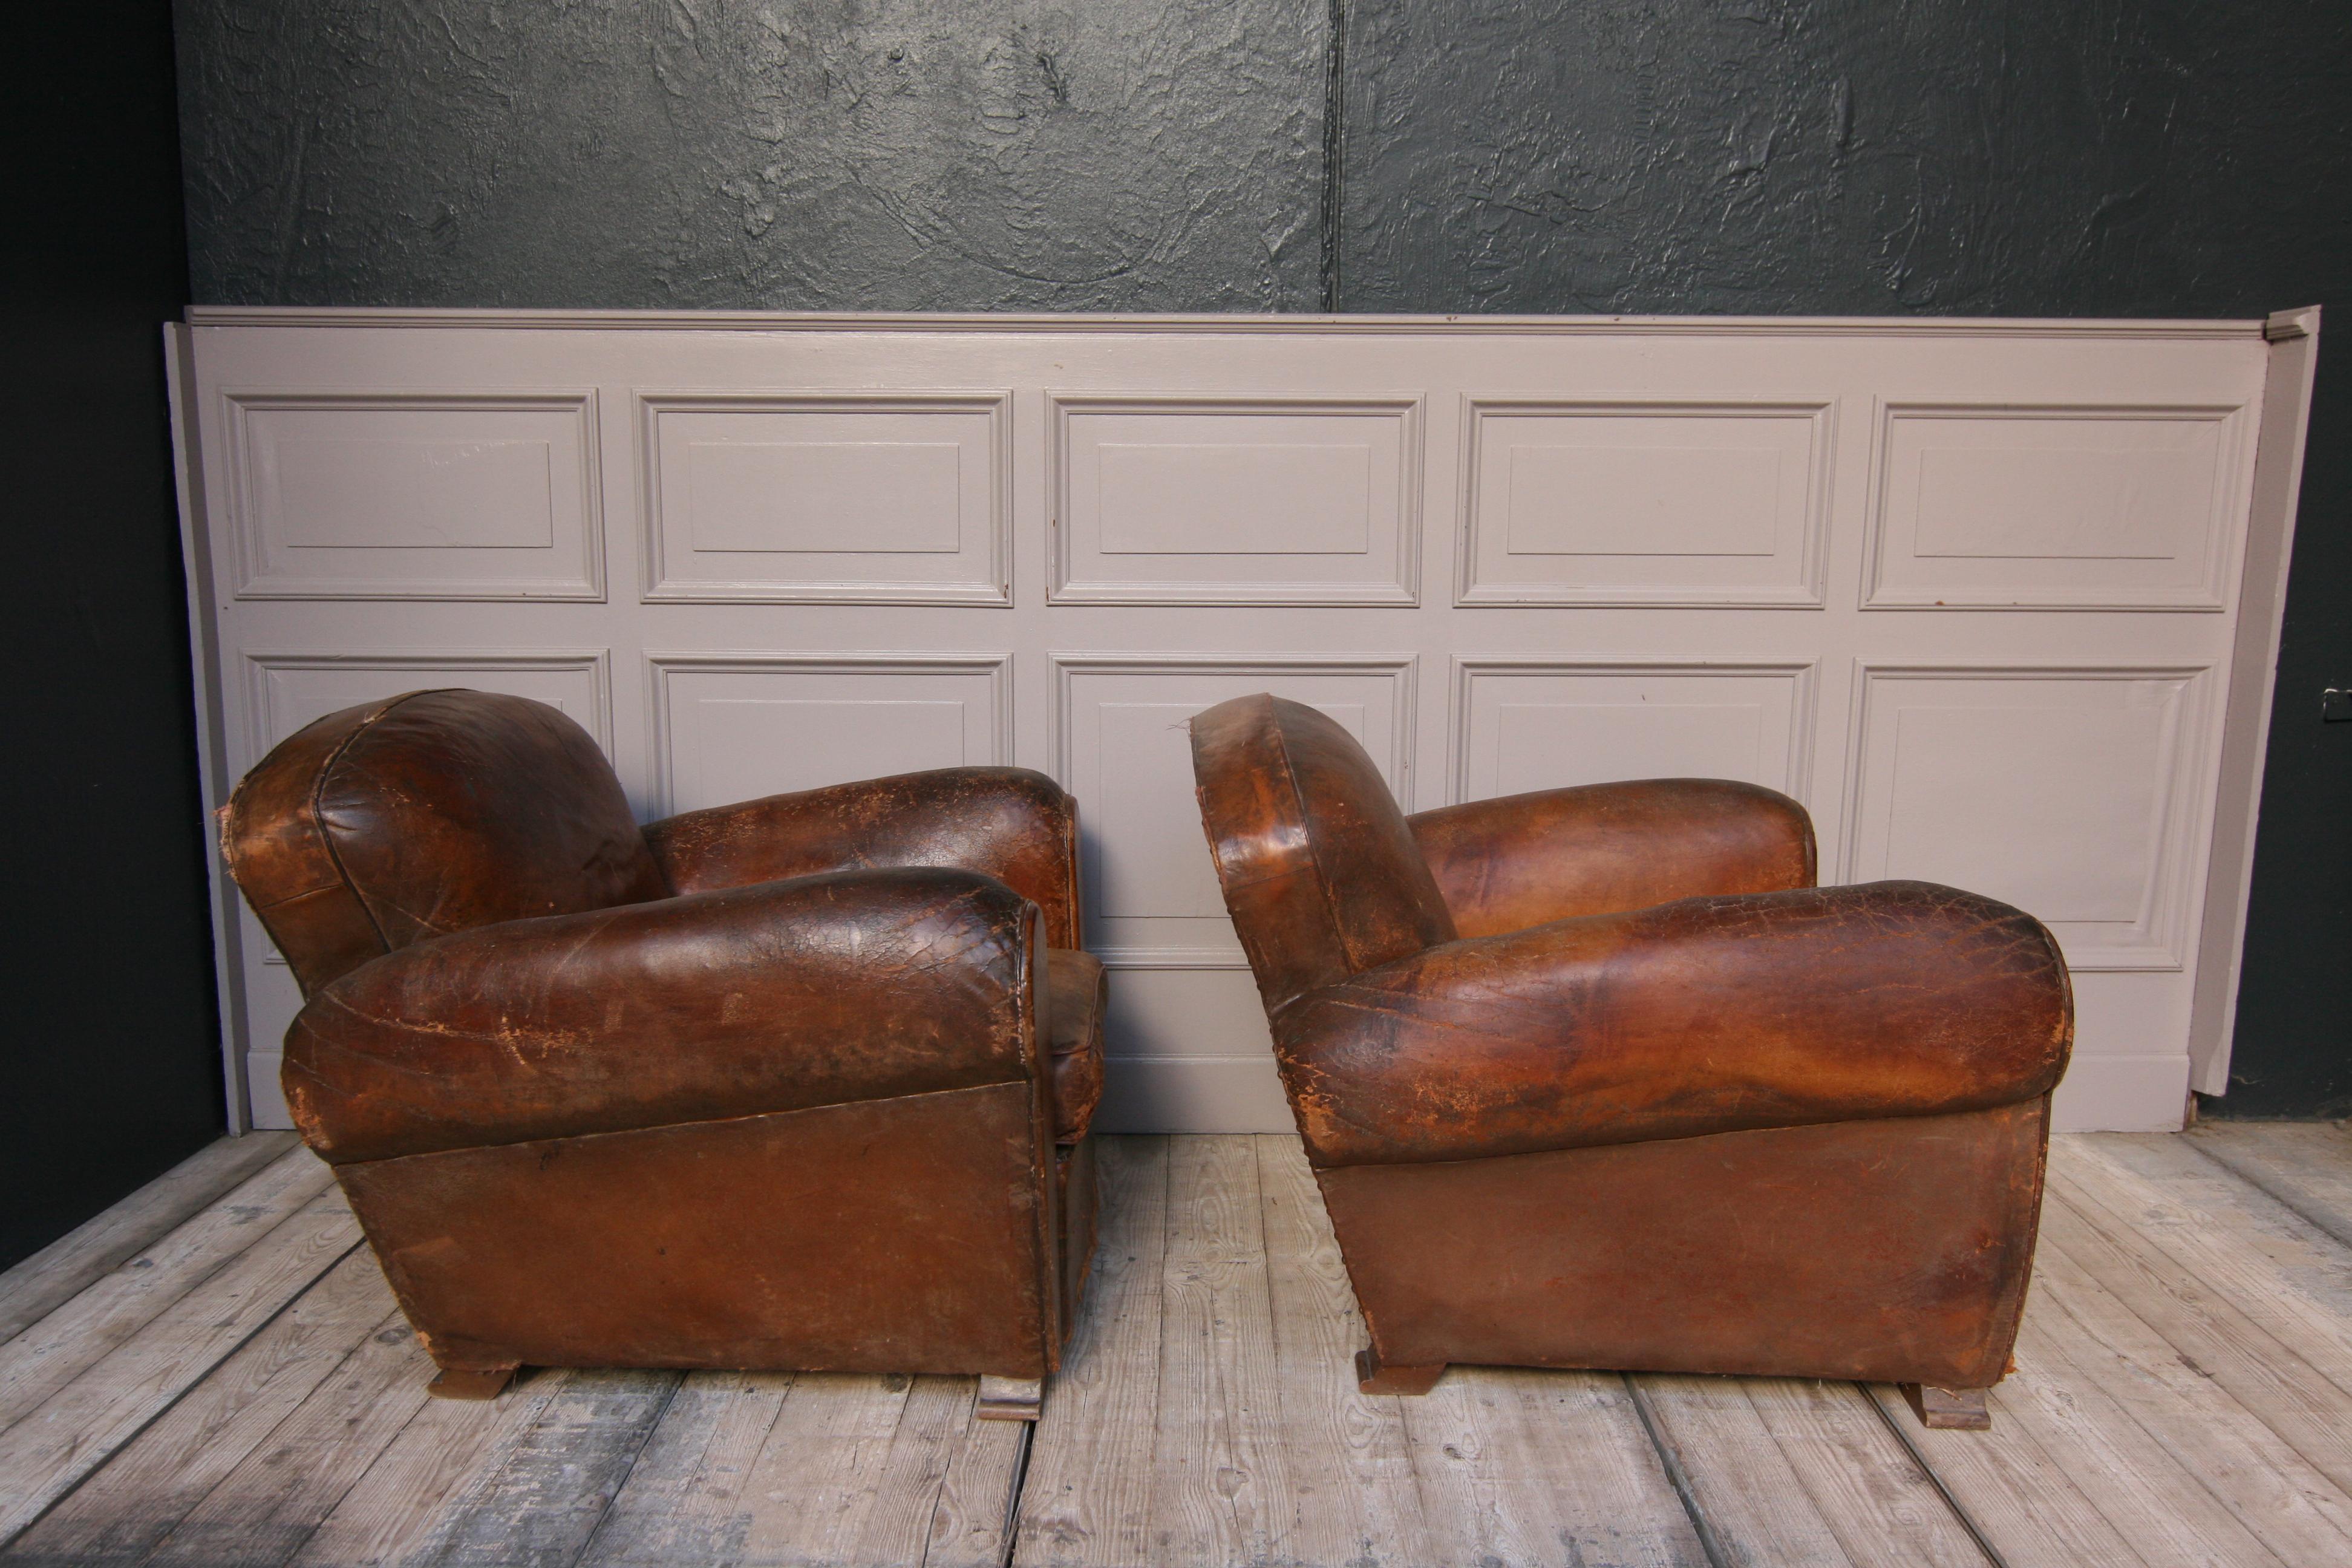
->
1045;949;1106;1143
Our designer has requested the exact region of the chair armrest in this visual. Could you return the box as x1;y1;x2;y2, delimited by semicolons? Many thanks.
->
1274;880;2072;1168
644;767;1082;947
284;867;1045;1165
1406;779;1815;937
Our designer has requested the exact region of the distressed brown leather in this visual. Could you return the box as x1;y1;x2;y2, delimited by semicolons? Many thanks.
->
647;767;1083;947
286;869;1047;1165
341;1085;1062;1378
1318;1102;2050;1390
1408;778;1815;938
1280;880;2070;1167
1191;692;2073;1402
220;688;1104;1389
1191;694;1455;1014
1046;949;1108;1145
1055;1136;1100;1328
220;690;668;996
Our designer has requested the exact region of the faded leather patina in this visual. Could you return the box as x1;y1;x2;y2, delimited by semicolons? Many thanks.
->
646;766;1084;947
1191;693;2073;1402
221;688;1103;1392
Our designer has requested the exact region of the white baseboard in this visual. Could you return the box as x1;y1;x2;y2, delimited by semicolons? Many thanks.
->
1094;1054;1293;1134
2051;1054;2192;1132
244;1053;293;1130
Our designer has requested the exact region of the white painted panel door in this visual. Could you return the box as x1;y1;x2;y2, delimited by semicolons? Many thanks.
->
175;310;2301;1133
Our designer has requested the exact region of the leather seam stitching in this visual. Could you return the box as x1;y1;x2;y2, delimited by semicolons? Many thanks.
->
317;1076;1041;1169
1261;700;1363;984
310;688;454;958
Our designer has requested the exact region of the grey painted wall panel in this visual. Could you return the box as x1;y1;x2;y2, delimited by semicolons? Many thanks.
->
177;1;1326;310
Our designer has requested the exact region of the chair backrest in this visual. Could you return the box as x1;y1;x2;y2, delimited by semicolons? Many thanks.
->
1190;694;1456;1013
220;690;668;995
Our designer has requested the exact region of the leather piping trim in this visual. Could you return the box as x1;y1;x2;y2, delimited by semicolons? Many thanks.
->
299;1047;1050;1168
330;1080;1049;1171
1294;1089;2063;1173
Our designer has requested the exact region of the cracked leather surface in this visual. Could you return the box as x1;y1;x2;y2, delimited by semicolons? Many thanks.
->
647;765;1083;948
1191;693;2074;1169
1279;878;2071;1167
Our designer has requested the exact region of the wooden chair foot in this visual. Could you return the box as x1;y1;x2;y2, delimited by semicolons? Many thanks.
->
976;1375;1042;1422
1356;1347;1445;1396
1901;1383;1991;1429
427;1364;518;1400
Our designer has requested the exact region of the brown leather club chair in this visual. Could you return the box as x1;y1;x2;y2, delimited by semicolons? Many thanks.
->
1190;694;2074;1429
220;688;1104;1418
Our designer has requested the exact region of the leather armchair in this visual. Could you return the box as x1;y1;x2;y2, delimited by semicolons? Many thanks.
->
221;689;1103;1413
1191;694;2072;1428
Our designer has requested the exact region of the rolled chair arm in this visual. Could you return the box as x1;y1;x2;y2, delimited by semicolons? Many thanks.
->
1275;880;2073;1168
284;867;1045;1165
645;767;1082;947
1406;779;1816;938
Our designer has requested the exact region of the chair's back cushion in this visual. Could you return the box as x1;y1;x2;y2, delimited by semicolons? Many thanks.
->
1191;694;1457;1013
221;690;668;995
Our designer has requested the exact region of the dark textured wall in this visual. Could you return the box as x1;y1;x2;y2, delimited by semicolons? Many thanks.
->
2;2;224;1271
1342;2;2328;316
172;1;2348;1111
177;1;1324;310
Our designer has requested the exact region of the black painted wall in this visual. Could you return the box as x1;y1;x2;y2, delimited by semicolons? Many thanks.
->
167;2;2348;1111
177;1;1327;310
1;3;224;1271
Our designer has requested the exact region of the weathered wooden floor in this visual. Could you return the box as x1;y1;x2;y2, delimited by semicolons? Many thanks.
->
1;1123;2349;1567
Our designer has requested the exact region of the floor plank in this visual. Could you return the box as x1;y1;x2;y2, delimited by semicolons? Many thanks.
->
1147;1135;1296;1566
1995;1303;2288;1566
849;1376;1025;1568
2051;1138;2352;1394
1632;1374;1994;1568
0;1147;333;1434
571;1370;794;1568
1255;1136;1435;1568
1400;1367;1705;1567
286;1368;596;1568
399;1368;680;1568
2028;1237;2352;1567
2034;1166;2352;1497
1734;1379;1988;1568
2186;1122;2352;1249
1014;1137;1171;1568
579;1364;1005;1568
0;1186;361;1544
137;1289;433;1568
923;1384;1030;1568
5;1128;2351;1568
740;1373;924;1566
2086;1130;2352;1327
1632;1374;1860;1566
0;1247;396;1567
0;1132;299;1345
1865;1373;2151;1568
